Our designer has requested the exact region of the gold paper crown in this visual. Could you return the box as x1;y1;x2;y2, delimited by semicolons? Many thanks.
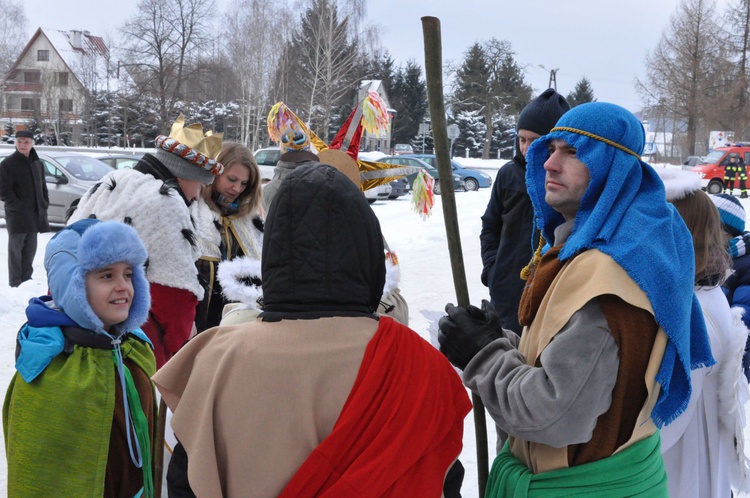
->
169;114;223;159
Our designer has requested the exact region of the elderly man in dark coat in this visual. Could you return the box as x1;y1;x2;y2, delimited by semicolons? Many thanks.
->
0;130;49;287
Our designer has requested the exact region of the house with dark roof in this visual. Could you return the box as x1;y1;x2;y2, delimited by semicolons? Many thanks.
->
1;27;109;142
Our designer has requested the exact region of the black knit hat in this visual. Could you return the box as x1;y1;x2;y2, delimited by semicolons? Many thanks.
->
517;88;570;135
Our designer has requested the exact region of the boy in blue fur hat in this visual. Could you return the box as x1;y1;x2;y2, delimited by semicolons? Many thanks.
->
439;102;711;496
3;219;157;498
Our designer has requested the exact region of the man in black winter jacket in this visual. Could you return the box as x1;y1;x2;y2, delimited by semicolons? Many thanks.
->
0;130;49;287
479;89;569;333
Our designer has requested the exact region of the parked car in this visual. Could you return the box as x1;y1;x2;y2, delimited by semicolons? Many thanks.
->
388;176;410;199
253;147;281;183
392;144;414;155
0;150;112;224
682;155;704;169
690;145;750;194
399;154;492;191
378;156;463;195
364;183;392;203
93;153;144;170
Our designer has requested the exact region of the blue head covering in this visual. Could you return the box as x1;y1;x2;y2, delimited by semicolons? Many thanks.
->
44;219;151;336
525;102;714;427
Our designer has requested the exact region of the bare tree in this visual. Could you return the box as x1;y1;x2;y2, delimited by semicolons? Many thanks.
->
722;0;750;134
0;0;27;118
0;0;27;78
119;0;216;132
223;0;287;149
638;0;724;154
282;0;373;139
39;68;79;145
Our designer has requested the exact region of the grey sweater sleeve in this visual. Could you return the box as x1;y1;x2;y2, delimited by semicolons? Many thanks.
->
462;299;619;448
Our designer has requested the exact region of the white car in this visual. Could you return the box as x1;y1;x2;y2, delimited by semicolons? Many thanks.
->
364;183;392;204
253;147;280;184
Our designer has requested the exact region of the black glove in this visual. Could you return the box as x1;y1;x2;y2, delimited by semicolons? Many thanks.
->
438;299;503;370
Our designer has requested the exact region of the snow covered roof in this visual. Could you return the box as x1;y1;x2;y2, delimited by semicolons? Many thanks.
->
6;27;109;88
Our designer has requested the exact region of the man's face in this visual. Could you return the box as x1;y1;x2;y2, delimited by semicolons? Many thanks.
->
517;129;541;157
176;177;204;203
15;137;33;157
543;139;590;221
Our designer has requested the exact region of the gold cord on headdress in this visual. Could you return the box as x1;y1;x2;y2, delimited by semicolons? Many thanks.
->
551;126;641;160
520;233;546;281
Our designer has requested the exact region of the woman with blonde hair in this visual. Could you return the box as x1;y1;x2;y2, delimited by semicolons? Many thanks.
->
190;142;264;332
657;168;750;497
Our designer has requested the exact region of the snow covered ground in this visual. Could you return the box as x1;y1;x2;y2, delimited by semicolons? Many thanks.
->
0;156;746;497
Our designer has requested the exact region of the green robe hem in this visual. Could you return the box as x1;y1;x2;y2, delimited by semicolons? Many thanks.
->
486;432;668;497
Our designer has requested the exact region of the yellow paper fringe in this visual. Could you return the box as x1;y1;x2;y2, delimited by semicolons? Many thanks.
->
411;170;435;220
361;91;390;136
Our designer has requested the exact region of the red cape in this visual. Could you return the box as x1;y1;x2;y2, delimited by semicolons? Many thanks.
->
280;317;472;497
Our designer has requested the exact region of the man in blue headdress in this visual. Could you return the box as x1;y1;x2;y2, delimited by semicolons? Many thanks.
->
438;102;713;496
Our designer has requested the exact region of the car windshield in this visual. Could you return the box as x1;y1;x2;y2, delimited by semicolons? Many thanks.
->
255;149;280;166
54;156;113;181
702;150;724;163
394;144;412;152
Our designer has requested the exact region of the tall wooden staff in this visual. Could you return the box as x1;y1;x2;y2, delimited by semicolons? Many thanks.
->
422;16;489;497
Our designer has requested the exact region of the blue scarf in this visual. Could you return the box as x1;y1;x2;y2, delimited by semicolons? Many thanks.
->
729;231;750;259
16;296;151;383
525;102;714;427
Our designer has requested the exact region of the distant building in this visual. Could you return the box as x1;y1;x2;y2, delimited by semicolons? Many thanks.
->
0;27;110;143
357;80;393;153
642;120;682;161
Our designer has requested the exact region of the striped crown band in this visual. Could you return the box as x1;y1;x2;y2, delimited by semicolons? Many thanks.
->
154;135;224;176
551;126;641;160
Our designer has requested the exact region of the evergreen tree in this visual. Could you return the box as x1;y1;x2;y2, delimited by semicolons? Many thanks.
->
490;114;517;159
452;43;490;115
411;122;433;154
390;60;428;146
3;121;14;143
567;77;597;107
451;39;531;159
363;51;396;95
452;111;486;158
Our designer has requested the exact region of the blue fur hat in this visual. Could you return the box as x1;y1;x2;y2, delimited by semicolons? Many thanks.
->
525;102;714;427
44;219;151;336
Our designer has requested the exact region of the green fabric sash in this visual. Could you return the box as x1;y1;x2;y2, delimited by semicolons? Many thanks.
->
3;337;155;498
119;349;154;497
486;432;668;498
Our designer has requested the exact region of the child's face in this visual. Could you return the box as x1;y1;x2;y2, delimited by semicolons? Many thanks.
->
85;262;134;331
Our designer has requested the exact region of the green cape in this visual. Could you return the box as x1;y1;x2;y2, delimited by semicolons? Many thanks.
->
3;337;156;497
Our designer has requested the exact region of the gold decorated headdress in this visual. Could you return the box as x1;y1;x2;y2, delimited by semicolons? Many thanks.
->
154;114;225;177
169;114;223;159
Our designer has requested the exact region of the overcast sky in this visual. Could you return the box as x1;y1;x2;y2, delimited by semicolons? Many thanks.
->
26;0;730;113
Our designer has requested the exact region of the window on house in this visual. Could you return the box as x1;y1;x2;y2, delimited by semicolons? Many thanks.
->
37;50;49;62
21;98;37;111
59;99;73;112
23;71;40;83
57;72;68;86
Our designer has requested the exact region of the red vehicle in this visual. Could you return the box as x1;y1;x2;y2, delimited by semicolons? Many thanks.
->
690;145;750;194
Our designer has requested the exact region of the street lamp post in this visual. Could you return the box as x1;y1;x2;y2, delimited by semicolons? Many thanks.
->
538;64;559;90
